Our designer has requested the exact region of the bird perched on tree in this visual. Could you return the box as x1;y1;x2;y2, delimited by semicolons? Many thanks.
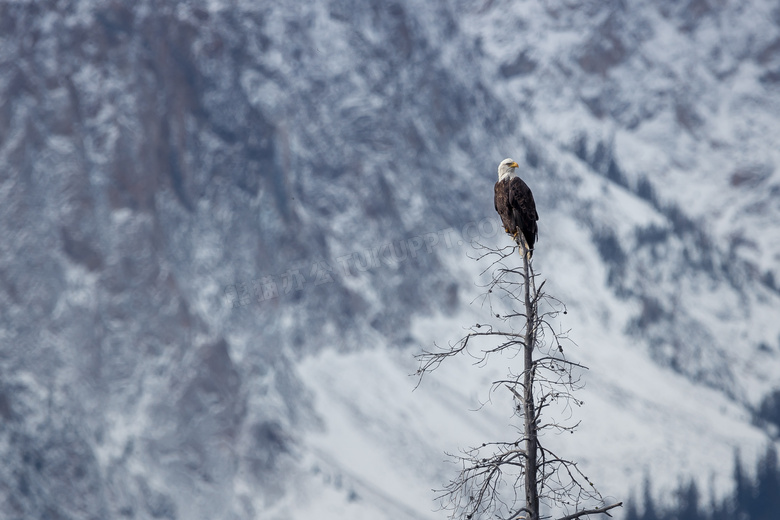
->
494;158;538;258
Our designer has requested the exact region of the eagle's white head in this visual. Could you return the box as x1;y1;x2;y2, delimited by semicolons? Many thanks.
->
497;158;520;182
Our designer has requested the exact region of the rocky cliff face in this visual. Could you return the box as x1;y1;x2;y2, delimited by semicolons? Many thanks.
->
2;1;780;519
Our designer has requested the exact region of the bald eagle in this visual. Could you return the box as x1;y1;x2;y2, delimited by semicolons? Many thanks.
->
494;158;538;257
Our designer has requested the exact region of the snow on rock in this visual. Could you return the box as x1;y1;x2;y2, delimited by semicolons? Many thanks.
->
2;0;780;518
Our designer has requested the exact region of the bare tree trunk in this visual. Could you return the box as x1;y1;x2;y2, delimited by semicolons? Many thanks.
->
522;243;539;520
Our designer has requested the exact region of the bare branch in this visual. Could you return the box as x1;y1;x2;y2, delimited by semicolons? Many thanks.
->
533;356;590;370
505;383;523;402
555;502;623;520
417;240;618;519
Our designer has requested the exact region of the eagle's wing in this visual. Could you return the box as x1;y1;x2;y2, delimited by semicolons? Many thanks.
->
495;180;513;234
508;177;538;247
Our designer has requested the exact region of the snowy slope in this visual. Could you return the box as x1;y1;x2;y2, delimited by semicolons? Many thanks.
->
286;209;775;519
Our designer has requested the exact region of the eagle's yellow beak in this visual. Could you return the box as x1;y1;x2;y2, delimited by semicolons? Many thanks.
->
509;161;519;168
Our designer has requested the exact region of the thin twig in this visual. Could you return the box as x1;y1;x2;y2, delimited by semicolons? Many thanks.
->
555;502;623;520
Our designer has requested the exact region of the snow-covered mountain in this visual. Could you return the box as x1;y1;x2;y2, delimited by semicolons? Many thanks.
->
1;0;780;518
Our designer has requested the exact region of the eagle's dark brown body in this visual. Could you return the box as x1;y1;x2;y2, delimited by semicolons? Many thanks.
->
494;176;538;257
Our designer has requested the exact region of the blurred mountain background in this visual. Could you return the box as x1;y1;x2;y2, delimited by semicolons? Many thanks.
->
1;1;780;519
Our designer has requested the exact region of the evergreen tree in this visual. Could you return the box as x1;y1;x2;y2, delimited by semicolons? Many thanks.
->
733;450;752;520
629;445;780;520
707;480;731;520
624;493;640;520
676;480;700;520
754;445;780;520
641;476;659;520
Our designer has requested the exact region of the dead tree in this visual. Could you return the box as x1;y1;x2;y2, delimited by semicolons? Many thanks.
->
416;240;621;520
